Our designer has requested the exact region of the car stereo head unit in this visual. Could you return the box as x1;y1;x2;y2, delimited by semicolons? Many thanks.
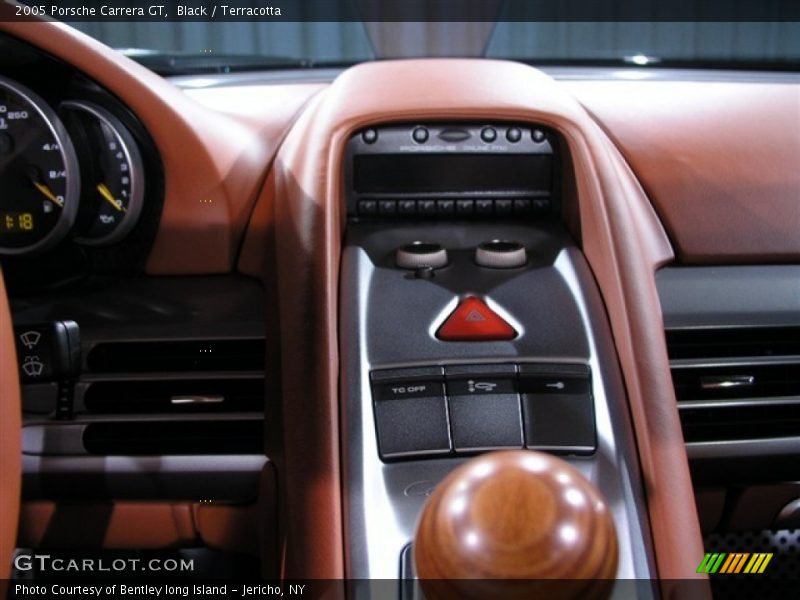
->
345;123;558;220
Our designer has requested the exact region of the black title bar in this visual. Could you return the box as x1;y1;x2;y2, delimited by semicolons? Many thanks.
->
3;0;799;23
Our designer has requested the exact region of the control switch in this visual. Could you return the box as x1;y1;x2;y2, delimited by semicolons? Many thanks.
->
519;364;595;454
445;364;523;453
436;297;516;341
371;367;451;460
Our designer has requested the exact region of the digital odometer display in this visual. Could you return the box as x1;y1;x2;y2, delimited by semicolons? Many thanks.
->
1;211;35;232
0;76;78;255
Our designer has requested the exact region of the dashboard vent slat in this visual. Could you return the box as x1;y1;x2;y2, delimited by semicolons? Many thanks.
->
86;339;265;373
80;338;266;416
83;420;264;455
667;327;800;444
83;378;264;414
666;327;800;360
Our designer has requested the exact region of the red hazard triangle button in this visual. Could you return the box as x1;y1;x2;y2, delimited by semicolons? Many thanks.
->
436;296;517;341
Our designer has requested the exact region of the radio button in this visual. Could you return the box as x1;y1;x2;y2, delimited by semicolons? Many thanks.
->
398;200;417;216
418;199;437;216
436;199;455;216
362;129;378;144
358;199;378;216
513;198;533;215
495;199;513;216
532;198;551;212
456;199;475;216
412;127;429;144
378;200;398;215
475;199;494;215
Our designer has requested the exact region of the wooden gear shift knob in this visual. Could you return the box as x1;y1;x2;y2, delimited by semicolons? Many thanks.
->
414;450;618;600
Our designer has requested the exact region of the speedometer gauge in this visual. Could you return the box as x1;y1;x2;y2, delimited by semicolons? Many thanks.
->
0;76;79;255
60;101;145;245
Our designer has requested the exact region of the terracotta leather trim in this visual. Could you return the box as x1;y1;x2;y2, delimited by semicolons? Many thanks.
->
0;270;21;579
18;502;198;549
195;464;278;571
19;467;275;558
266;59;708;590
239;170;277;280
0;15;321;274
566;79;800;264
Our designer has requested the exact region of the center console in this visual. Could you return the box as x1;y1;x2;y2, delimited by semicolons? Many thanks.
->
338;123;657;595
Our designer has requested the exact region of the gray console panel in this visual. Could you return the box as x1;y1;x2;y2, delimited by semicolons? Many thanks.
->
339;222;656;593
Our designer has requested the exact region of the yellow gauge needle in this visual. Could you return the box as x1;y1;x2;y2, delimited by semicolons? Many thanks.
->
96;183;126;213
32;181;64;208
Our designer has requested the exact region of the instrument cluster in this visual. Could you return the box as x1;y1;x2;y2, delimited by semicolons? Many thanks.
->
0;75;146;256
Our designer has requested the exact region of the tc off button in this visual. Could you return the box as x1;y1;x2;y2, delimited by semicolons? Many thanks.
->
371;366;451;459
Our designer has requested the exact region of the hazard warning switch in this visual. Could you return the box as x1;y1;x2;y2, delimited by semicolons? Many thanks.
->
436;297;517;341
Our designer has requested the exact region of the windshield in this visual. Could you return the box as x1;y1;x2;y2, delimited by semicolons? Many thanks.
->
58;3;800;75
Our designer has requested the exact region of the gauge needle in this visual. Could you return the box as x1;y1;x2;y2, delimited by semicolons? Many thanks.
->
32;180;64;208
96;183;126;213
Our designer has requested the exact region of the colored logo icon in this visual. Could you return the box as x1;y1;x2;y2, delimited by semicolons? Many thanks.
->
697;552;773;574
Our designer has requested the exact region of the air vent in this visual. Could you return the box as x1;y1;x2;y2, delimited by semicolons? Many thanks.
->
79;338;265;417
83;420;263;455
667;327;800;443
667;327;800;361
83;377;263;414
87;339;265;373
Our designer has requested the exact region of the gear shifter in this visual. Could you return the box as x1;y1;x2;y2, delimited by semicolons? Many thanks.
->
414;450;618;600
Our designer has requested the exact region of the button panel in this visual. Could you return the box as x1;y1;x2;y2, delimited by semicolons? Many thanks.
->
356;196;552;220
371;363;595;461
347;122;557;220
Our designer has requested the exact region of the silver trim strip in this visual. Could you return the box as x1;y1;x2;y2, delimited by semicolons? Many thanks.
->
671;355;800;369
700;375;755;390
679;396;800;410
687;437;800;459
170;395;225;405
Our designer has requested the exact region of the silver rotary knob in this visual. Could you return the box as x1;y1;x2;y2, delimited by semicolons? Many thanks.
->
396;242;448;269
475;240;527;268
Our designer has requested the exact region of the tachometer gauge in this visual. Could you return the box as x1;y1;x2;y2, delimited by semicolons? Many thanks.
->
0;76;79;255
60;101;145;245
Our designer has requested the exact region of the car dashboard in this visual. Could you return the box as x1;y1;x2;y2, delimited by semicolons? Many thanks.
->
0;14;799;600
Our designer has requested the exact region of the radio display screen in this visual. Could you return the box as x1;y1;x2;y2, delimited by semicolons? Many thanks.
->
354;154;552;194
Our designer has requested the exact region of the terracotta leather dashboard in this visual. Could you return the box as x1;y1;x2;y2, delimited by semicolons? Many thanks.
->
565;79;800;264
255;58;707;592
2;12;798;593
